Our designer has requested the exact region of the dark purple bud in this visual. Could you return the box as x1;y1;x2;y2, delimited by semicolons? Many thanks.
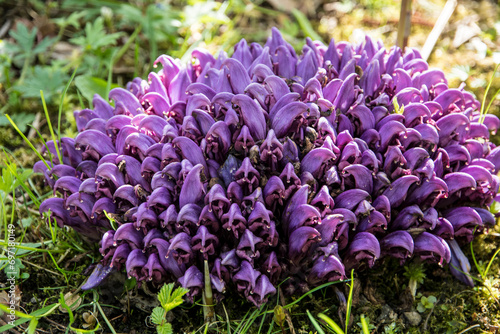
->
287;204;321;235
233;260;260;296
260;129;283;171
333;73;356;113
271;101;309;138
178;265;203;302
172;136;208;171
301;148;336;179
338;141;361;170
125;249;147;281
432;217;454;240
141;253;166;283
192;225;219;260
179;164;206;208
315;213;348;249
234;157;260;195
288;226;321;264
221;203;247;239
341;164;373;194
269;93;301;121
53;176;82;199
232;94;266;140
309;250;345;285
279;163;301;200
205;121;231;162
263;176;285;210
110;243;132;270
443;207;483;243
204;183;230;219
134;202;158;232
116;155;151;191
91;197;115;226
237;229;263;263
358;210;387;234
66;193;95;222
114;223;144;249
472;207;495;229
382;175;419;207
380;231;414;264
346;105;376;135
311;185;335;217
436;113;469;146
251;274;276;307
413;232;451;266
176;204;201;235
334;189;371;211
447;239;474;287
262;251;281;283
149;238;186;278
81;263;114;290
343;231;380;270
166;232;193;265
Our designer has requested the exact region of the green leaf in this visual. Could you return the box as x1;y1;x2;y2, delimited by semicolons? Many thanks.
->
157;323;173;334
74;75;119;103
426;295;437;305
32;36;56;54
53;11;86;29
9;22;36;55
416;303;426;313
151;307;166;325
70;17;123;51
157;283;188;313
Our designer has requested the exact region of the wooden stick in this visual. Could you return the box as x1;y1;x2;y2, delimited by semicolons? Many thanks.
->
421;0;458;61
397;0;412;49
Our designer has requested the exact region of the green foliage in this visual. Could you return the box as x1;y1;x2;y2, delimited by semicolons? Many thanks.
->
149;283;188;334
12;66;69;103
416;294;437;313
357;315;375;334
0;163;32;197
0;112;36;133
403;261;426;297
158;283;189;312
5;22;56;68
70;17;123;52
74;75;119;104
383;322;400;334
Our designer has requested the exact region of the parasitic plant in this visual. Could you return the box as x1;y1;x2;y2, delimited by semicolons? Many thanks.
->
37;28;500;307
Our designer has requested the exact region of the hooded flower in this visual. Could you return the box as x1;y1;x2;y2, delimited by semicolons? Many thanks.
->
36;28;500;307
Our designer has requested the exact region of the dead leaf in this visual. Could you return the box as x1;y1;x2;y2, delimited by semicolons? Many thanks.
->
59;292;82;313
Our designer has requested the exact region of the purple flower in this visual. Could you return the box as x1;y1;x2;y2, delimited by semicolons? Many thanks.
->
36;28;500;307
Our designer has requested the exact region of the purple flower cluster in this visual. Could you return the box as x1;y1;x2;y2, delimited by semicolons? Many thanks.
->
37;28;500;306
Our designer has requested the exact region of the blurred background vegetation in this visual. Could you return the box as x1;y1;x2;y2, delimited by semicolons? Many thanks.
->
0;0;499;333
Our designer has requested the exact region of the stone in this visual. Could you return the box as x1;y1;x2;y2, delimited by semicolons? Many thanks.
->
404;311;422;327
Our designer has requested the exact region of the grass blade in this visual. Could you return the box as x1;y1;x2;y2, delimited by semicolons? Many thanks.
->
345;269;355;333
40;90;63;164
306;310;326;334
317;313;344;334
5;115;51;170
480;63;500;123
360;314;370;334
284;280;343;309
483;248;500;278
58;66;78;143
